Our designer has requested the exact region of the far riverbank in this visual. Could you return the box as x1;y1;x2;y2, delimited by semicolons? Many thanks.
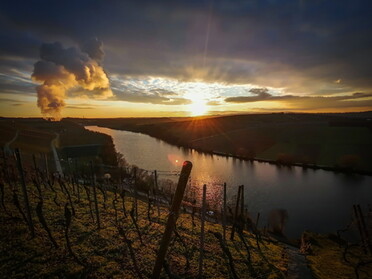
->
93;123;372;177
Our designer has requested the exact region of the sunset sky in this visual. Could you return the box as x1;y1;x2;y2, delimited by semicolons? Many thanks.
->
1;0;372;118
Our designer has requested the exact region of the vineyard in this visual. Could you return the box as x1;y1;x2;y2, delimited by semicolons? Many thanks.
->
1;149;371;278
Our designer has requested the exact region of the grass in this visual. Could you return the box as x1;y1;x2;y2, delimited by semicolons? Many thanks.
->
304;232;372;279
0;176;288;278
1;167;371;278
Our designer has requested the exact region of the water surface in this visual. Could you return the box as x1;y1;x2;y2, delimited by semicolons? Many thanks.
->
86;125;372;238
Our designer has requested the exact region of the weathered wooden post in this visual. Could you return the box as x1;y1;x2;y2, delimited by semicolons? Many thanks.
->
152;161;192;279
32;154;38;172
223;182;227;241
74;173;80;203
355;204;372;254
240;185;245;233
230;185;242;240
198;184;207;278
74;158;78;175
2;149;10;187
240;185;244;217
133;167;138;220
44;153;49;178
256;212;261;231
113;184;119;225
154;170;161;219
15;148;35;238
32;154;41;189
90;161;100;229
358;205;372;254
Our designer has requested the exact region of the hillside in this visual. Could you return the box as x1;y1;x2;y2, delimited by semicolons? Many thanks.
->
1;151;371;278
0;118;118;169
81;113;372;174
0;156;289;278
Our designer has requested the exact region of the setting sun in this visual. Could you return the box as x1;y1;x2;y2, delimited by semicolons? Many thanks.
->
189;99;208;116
184;87;210;116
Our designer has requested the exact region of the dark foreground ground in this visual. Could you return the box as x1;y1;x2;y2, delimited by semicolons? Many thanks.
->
1;171;372;278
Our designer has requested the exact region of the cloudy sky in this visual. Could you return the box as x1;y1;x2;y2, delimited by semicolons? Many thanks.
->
1;0;372;118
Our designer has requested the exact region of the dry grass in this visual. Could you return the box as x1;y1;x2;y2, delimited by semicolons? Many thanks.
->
0;177;287;278
304;231;372;279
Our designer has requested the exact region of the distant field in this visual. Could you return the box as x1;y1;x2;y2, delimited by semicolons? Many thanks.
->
10;129;55;153
0;118;118;167
0;122;54;154
0;124;17;146
258;126;372;171
82;112;372;174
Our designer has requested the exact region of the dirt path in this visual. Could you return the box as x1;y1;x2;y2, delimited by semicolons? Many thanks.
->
4;129;19;155
51;133;63;175
285;244;314;279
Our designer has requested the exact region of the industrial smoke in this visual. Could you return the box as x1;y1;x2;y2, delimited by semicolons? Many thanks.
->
32;39;112;120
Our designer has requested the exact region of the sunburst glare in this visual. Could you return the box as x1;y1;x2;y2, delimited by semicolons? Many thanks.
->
189;99;208;116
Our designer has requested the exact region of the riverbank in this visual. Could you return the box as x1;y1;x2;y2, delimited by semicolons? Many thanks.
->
91;123;372;177
74;113;372;175
85;124;372;240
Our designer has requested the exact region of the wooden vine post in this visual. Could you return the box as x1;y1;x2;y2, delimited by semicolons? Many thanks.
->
198;184;207;278
133;167;138;220
240;184;245;233
44;153;49;177
90;161;100;229
223;182;227;240
240;185;245;217
154;170;161;219
230;185;242;240
151;161;192;279
15;148;35;238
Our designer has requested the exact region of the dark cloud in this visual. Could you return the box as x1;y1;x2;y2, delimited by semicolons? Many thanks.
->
225;91;372;103
0;57;34;73
81;38;105;62
0;97;27;103
113;88;192;105
149;89;178;96
0;23;42;59
33;61;70;81
241;88;272;101
109;77;192;105
65;105;95;110
0;73;35;95
225;91;372;110
1;0;372;104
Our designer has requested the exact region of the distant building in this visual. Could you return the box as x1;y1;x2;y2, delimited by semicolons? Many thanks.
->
60;144;103;161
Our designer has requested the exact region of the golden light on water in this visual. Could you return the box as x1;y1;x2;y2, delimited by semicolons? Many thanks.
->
167;153;184;166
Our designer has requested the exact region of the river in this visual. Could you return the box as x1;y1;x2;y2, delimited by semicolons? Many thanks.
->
86;125;372;238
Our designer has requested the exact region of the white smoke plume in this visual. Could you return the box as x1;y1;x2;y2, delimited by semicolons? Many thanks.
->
32;38;112;120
